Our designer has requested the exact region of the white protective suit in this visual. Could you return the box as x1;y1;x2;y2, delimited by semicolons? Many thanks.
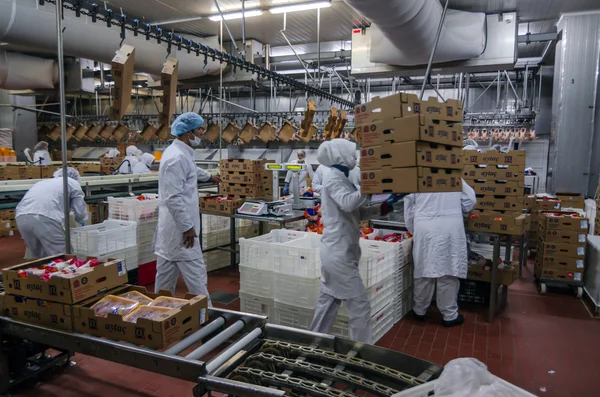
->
33;150;52;166
132;153;155;174
312;164;360;193
154;139;213;303
16;171;87;258
285;159;315;192
403;180;476;321
119;146;141;174
309;140;378;343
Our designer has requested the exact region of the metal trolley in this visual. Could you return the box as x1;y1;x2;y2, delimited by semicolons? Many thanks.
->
0;308;442;396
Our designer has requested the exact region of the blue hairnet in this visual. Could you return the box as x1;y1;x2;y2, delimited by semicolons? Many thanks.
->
53;167;81;182
171;112;204;136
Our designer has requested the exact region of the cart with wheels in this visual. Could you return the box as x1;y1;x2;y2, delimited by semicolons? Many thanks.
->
537;277;584;298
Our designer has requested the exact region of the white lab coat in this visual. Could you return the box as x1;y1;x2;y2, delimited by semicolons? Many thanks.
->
403;180;476;279
285;159;314;190
33;150;52;166
154;139;212;262
312;164;360;194
132;153;155;174
119;146;141;174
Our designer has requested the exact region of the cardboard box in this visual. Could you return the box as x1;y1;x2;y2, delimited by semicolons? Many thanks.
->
539;214;589;232
159;57;178;126
278;121;297;143
3;255;128;304
239;123;258;144
0;209;15;220
220;183;272;197
199;195;244;215
360;141;463;171
542;230;587;244
463;150;526;166
555;193;585;209
2;294;73;331
463;165;524;181
220;159;275;172
361;167;462;194
467;263;519;286
537;255;584;272
359;115;463;148
475;195;524;211
257;122;276;143
420;97;463;122
221;170;272;185
72;285;209;349
354;93;420;126
222;122;241;143
0;219;17;237
535;265;583;282
466;211;530;235
531;198;561;211
540;242;585;259
110;45;135;121
467;180;524;196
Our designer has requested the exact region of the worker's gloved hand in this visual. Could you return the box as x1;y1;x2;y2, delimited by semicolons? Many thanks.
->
282;184;289;195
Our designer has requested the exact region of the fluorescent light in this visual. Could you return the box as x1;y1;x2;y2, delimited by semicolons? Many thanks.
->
208;10;263;21
211;1;260;12
270;1;330;14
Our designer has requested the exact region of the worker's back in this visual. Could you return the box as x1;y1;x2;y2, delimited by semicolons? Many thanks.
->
16;178;78;224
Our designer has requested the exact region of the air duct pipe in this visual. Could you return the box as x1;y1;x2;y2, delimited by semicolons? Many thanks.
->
344;0;486;66
0;0;222;79
0;51;58;89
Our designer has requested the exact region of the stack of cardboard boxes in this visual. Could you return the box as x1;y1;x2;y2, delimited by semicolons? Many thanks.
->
220;159;274;199
524;196;562;251
535;213;588;283
0;209;16;237
355;93;464;194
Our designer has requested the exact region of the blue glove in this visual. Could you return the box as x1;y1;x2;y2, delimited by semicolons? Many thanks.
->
282;184;289;195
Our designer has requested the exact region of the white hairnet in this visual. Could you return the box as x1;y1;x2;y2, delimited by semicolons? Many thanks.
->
106;148;120;158
141;152;155;167
317;139;357;170
34;141;48;151
297;150;306;156
126;145;139;156
53;167;81;182
171;112;204;136
135;148;143;157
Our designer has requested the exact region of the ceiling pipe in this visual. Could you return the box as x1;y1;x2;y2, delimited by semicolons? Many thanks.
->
0;51;58;90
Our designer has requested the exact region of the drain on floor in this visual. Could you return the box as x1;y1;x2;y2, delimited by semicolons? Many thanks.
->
210;291;239;305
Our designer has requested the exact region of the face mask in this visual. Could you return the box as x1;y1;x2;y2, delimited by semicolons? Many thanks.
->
298;158;305;163
189;134;201;146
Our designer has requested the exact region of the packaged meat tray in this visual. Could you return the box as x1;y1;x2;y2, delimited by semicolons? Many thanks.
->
92;295;139;317
119;290;154;305
148;296;189;309
123;305;172;323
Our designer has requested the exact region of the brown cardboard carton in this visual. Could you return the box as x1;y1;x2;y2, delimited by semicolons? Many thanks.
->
199;195;244;215
2;294;73;331
465;211;530;235
534;264;583;283
157;124;171;142
419;97;463;122
540;242;585;259
542;229;587;245
361;167;462;194
220;159;274;172
221;170;272;185
222;122;241;143
100;124;116;141
110;45;135;121
112;123;129;142
159;58;178;126
278;121;297;143
360;115;463;148
141;123;158;142
475;195;524;211
72;285;209;349
0;209;15;221
221;183;272;197
537;255;584;272
257;122;276;143
467;180;524;196
463;150;526;166
539;214;589;232
73;124;90;141
86;123;103;140
360;141;463;171
239;123;258;144
555;193;585;209
467;263;518;286
531;198;561;211
46;124;61;141
3;255;128;304
354;93;421;126
204;123;221;143
463;165;524;181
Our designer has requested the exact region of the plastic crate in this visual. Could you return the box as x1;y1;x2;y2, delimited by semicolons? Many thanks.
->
274;233;322;278
397;264;414;295
273;301;315;330
332;299;397;343
138;241;155;265
338;274;398;318
96;246;139;272
137;220;157;244
274;273;320;309
239;229;308;271
202;224;260;250
394;288;414;322
201;214;231;232
204;248;235;272
392;378;537;397
359;240;401;288
239;266;274;298
71;220;137;256
138;260;157;286
240;291;275;320
108;194;159;223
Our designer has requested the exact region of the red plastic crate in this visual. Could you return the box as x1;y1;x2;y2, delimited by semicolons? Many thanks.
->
137;260;157;286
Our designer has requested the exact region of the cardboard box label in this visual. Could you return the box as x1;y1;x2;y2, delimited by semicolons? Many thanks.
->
462;165;523;181
466;212;529;235
540;216;588;231
2;295;73;331
222;170;273;185
539;255;584;271
543;230;587;244
535;266;583;282
220;159;275;172
361;167;462;194
463;150;526;166
360;141;462;171
467;180;524;196
475;195;524;211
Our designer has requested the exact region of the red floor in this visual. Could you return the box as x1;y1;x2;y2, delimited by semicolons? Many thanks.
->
2;233;600;397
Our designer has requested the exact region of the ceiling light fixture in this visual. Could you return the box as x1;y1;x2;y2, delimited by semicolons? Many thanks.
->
269;1;331;14
208;10;263;21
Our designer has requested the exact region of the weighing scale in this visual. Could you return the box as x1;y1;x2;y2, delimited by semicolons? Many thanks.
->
236;200;293;217
264;162;315;210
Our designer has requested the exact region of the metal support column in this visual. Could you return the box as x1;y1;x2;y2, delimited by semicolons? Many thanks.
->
317;7;321;81
419;0;449;100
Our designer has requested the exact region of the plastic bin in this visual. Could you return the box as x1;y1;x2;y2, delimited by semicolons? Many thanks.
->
274;233;322;278
397;264;414;295
359;240;401;288
332;299;397;343
392;378;537;397
273;301;315;330
202;214;230;232
137;260;157;286
137;242;155;265
274;273;320;308
240;291;275;320
239;266;274;298
338;274;398;318
394;288;414;322
137;220;157;244
239;229;308;271
96;246;139;272
108;194;159;223
71;220;137;256
204;248;235;272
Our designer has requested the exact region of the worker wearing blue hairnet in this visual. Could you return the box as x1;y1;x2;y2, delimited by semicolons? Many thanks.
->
16;166;87;258
154;112;221;302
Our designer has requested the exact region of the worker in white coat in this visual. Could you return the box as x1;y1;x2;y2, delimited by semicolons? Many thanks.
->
105;148;120;158
15;167;87;258
309;139;389;343
154;112;221;302
312;162;360;193
284;150;314;194
118;145;141;174
132;153;155;174
24;141;52;166
403;177;476;327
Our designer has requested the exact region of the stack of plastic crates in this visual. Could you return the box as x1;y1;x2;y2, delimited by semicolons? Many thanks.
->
238;230;308;320
107;194;159;284
70;219;138;281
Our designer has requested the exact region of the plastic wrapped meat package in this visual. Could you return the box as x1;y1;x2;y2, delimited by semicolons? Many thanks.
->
123;305;172;323
148;296;189;309
119;290;154;305
92;295;140;318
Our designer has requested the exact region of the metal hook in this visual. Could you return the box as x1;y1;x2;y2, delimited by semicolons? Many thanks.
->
119;14;126;46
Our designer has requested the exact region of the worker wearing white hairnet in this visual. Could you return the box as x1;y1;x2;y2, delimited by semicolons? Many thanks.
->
106;148;120;158
118;145;141;174
310;139;389;343
284;149;314;194
132;153;155;174
15;167;87;258
154;112;221;302
312;160;360;194
404;159;476;326
24;141;52;166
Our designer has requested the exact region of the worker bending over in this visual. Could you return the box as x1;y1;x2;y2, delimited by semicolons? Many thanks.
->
154;112;220;303
404;178;476;327
132;153;155;174
119;145;142;174
16;167;87;258
284;150;314;194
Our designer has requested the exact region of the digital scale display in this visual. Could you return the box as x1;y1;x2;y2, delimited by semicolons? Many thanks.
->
266;164;283;170
286;165;302;171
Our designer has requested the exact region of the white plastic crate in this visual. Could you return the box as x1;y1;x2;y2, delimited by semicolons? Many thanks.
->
397;264;414;295
392;378;537;397
239;229;308;271
96;246;139;271
274;273;320;308
204;247;236;272
359;240;401;288
240;292;275;320
399;238;413;268
274;233;322;278
71;220;137;256
108;194;159;223
202;224;260;250
338;274;398;318
202;214;230;232
137;242;155;265
332;299;397;343
137;220;157;244
394;288;414;322
69;211;92;228
273;301;315;330
239;266;274;298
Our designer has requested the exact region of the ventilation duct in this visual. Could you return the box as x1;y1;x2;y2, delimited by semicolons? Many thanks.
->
344;0;486;66
0;0;222;79
0;51;58;89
